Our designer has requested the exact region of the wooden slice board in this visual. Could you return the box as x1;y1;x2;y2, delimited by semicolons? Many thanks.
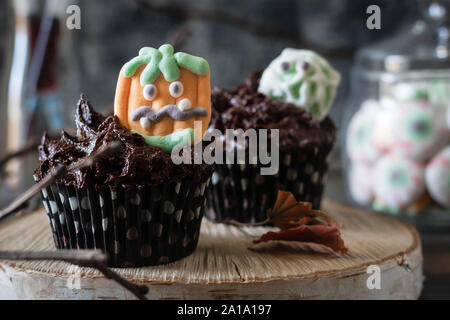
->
0;199;422;300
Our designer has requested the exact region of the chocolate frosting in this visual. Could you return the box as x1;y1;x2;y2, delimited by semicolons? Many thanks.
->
34;95;213;189
210;70;336;151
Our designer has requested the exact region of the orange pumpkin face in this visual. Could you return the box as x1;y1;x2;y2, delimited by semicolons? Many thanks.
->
113;45;211;152
115;66;211;137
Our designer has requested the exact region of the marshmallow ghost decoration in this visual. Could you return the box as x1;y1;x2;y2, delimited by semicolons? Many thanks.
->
114;44;211;152
258;48;341;120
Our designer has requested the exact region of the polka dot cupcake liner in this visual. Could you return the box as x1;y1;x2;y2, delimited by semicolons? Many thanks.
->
206;146;332;223
39;179;210;267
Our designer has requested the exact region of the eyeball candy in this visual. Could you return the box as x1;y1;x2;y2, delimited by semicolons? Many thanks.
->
425;146;450;208
387;101;449;161
348;163;373;205
373;155;425;210
258;48;341;120
447;106;450;130
346;100;382;164
370;98;401;152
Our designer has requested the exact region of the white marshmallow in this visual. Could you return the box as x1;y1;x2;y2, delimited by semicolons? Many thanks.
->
426;146;450;208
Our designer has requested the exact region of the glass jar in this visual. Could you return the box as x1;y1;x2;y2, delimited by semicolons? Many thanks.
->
1;0;80;208
343;0;450;230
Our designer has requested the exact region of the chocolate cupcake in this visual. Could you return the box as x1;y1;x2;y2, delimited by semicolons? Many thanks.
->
206;49;340;223
34;45;214;267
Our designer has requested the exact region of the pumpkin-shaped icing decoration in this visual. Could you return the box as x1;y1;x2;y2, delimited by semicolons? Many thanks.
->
114;44;211;152
258;48;341;120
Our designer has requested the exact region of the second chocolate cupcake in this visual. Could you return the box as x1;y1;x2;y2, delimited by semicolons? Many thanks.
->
206;49;340;223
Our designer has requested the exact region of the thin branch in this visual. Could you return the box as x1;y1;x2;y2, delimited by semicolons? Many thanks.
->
167;23;190;50
0;141;121;222
88;262;149;300
135;0;302;45
0;249;149;300
134;0;355;58
0;139;41;171
0;249;107;263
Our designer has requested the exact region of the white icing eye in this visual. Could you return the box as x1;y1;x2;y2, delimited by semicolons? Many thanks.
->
140;117;151;130
143;84;157;101
297;61;310;71
279;61;291;73
169;81;184;98
178;98;192;111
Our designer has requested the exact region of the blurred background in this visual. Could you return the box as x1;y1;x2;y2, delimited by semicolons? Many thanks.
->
0;0;449;298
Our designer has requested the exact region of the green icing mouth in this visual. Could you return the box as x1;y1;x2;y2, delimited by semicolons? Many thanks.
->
131;128;194;153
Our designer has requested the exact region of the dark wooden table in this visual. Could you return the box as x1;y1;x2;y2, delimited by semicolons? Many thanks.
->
419;233;450;299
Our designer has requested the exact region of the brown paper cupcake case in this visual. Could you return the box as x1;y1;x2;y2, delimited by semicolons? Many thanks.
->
206;146;332;223
39;178;211;267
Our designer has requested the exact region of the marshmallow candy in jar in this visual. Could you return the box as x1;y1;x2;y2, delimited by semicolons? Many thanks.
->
343;0;450;224
372;154;426;214
426;146;450;209
348;163;374;206
345;98;395;207
345;99;383;165
386;100;450;162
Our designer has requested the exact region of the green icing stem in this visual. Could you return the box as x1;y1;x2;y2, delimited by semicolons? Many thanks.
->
159;44;180;82
131;128;194;153
140;51;162;85
174;52;210;76
122;44;210;86
123;55;153;77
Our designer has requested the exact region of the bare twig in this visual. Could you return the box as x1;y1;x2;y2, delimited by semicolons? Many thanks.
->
167;23;190;50
88;262;149;300
0;139;41;171
135;0;302;45
134;0;355;58
0;141;149;300
0;249;149;300
0;250;107;263
0;141;121;221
